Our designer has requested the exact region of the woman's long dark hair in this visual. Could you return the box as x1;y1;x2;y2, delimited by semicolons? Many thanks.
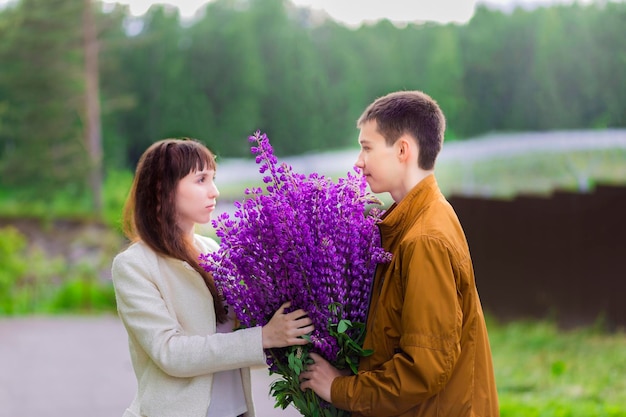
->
122;138;226;323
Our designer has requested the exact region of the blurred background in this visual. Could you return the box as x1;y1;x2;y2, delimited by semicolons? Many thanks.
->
0;0;625;416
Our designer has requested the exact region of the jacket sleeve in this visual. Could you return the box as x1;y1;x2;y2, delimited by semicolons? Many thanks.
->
331;235;463;416
111;246;266;378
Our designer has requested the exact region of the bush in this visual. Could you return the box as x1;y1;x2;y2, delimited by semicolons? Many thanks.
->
0;226;117;315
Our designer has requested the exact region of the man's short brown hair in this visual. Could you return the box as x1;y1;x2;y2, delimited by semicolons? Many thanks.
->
357;90;446;170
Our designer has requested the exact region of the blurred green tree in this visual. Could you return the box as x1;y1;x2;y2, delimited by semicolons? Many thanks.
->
0;0;89;200
110;5;194;164
185;0;266;157
1;0;625;199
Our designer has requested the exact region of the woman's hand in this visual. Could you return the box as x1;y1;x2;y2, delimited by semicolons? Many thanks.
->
262;301;314;348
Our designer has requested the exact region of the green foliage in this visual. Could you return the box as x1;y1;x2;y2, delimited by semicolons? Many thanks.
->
0;187;94;223
121;0;625;160
0;168;133;228
269;303;372;416
499;401;626;417
81;0;626;165
488;316;626;416
0;225;75;314
102;169;133;229
2;0;626;202
45;265;116;313
0;0;89;197
0;226;117;315
328;305;373;375
0;226;28;314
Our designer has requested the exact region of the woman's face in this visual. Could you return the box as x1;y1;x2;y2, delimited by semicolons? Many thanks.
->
175;167;219;234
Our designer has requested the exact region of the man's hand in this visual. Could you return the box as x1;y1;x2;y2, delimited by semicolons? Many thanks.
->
299;352;344;403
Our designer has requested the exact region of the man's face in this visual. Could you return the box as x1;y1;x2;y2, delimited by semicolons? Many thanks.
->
355;120;403;197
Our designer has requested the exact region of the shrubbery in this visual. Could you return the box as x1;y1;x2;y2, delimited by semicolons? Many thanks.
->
0;226;117;315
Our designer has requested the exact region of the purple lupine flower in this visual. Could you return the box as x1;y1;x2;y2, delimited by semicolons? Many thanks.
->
200;131;391;416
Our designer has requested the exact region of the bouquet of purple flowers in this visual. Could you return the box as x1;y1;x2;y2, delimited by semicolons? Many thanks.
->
200;131;391;416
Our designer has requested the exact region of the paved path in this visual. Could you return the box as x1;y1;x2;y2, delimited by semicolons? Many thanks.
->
0;316;300;417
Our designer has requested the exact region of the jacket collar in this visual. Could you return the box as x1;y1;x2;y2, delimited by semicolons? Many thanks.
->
378;174;440;247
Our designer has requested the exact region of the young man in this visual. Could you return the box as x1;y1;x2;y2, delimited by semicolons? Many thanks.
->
300;91;499;416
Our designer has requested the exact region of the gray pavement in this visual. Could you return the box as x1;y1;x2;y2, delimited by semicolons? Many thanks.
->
0;316;300;417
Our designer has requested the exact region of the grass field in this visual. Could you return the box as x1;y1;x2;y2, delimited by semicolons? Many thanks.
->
488;317;626;416
436;148;626;199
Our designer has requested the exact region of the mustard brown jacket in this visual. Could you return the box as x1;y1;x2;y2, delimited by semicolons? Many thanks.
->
331;175;499;416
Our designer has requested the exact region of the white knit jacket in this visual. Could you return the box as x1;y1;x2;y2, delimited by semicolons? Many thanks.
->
111;234;266;417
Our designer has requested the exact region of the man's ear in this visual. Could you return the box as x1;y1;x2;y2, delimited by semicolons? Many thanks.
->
397;136;413;162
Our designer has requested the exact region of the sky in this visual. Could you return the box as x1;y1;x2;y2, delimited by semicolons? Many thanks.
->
93;0;605;26
0;0;606;26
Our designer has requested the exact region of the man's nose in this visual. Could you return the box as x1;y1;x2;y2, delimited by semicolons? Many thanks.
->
354;154;364;168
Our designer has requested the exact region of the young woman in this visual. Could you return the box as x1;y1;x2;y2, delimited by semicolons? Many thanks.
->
112;138;313;417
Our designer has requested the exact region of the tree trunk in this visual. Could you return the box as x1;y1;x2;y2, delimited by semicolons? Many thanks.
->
83;0;103;217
